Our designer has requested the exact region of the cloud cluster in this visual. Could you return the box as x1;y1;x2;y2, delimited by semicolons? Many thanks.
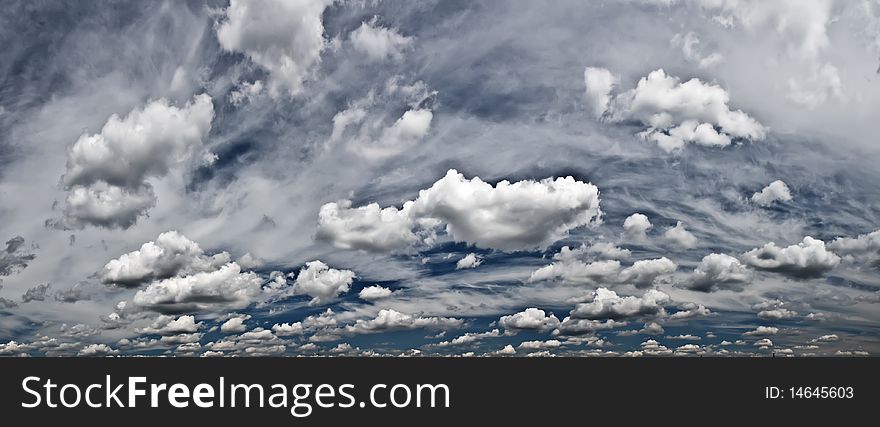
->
216;0;333;96
529;246;675;288
585;67;766;152
99;231;230;287
742;236;840;279
568;288;670;320
343;309;463;334
54;95;213;229
132;262;264;313
318;169;602;252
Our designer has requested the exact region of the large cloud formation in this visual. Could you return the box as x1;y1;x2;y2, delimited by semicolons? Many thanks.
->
132;262;264;313
585;67;766;152
742;236;840;279
53;95;213;229
216;0;333;96
99;231;231;287
318;169;601;252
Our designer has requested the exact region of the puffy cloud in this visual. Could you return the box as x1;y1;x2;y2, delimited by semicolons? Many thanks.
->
344;309;464;334
215;0;333;96
669;302;713;320
588;67;766;152
54;95;213;229
220;314;251;333
99;231;230;287
350;108;434;159
829;229;880;269
271;322;305;336
21;283;51;303
753;338;774;348
493;344;516;356
138;315;203;335
132;262;264;313
498;308;560;331
292;260;356;305
358;285;393;301
639;339;673;356
350;18;413;62
318;169;601;253
78;343;118;357
623;213;652;240
688;253;751;292
618;257;677;288
455;253;483;270
584;66;618;118
751;180;793;206
663;221;698;249
569;288;670;320
409;170;601;251
0;236;36;276
316;200;417;252
742;236;840;278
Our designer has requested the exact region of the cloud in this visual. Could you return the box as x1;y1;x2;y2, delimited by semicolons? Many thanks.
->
623;213;652;240
319;169;601;253
569;288;670;320
829;229;880;269
518;339;562;350
220;314;251;333
663;221;698;249
350;17;413;62
668;302;713;320
436;329;501;347
744;326;779;337
742;236;840;279
292;260;356;305
316;200;417;252
584;66;618;118
528;258;621;284
53;94;213;229
132;262;264;313
455;253;483;270
618;257;677;288
78;343;118;356
137;315;203;335
529;246;674;287
344;309;463;335
21;283;51;303
587;67;766;152
498;308;560;331
688;253;751;292
272;322;304;336
0;236;36;276
358;285;393;301
99;231;231;287
215;0;333;96
751;180;793;206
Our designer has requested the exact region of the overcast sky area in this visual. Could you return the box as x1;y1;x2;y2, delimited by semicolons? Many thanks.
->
1;0;879;357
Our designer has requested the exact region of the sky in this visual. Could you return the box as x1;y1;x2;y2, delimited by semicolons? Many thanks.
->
1;0;879;357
